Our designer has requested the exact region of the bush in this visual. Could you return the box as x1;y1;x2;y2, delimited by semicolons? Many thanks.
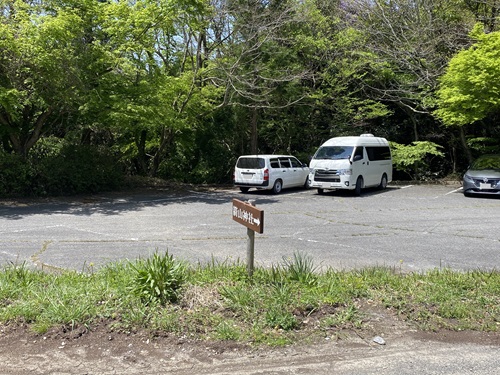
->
38;144;124;195
0;152;35;197
0;142;125;197
129;251;188;305
390;141;445;180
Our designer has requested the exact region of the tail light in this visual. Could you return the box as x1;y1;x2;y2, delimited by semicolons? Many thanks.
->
263;168;269;181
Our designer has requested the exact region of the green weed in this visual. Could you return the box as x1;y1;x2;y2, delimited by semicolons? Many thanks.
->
0;255;498;347
129;251;187;305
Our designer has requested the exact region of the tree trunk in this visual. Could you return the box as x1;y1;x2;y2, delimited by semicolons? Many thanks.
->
135;129;148;175
250;107;258;154
6;108;53;159
459;126;473;164
149;127;174;177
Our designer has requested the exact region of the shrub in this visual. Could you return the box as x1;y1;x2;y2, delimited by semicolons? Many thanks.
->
38;144;124;195
0;153;35;197
129;251;188;305
390;141;445;180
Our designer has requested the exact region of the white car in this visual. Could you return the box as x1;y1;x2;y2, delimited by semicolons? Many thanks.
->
233;155;310;194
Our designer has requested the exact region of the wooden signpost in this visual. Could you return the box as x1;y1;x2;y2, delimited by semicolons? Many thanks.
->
232;199;264;276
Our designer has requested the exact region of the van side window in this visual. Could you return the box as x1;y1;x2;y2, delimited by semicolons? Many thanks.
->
353;147;364;160
279;158;291;168
270;159;280;168
366;146;391;161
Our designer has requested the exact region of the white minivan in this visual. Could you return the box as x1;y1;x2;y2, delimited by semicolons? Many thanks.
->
308;134;392;195
233;155;310;194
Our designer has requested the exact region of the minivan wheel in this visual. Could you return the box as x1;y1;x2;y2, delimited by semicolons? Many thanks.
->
354;176;363;196
379;174;388;190
272;179;283;194
239;187;250;193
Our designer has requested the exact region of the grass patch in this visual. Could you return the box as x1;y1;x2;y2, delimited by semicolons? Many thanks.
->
0;252;499;346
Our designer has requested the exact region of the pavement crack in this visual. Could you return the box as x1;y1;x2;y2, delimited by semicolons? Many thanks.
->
30;241;64;273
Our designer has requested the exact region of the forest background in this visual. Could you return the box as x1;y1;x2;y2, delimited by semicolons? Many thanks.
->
1;0;499;197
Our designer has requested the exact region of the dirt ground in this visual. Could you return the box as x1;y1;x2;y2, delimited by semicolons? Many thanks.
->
1;304;499;375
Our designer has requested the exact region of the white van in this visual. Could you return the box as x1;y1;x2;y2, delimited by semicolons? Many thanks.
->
233;155;310;194
308;134;392;195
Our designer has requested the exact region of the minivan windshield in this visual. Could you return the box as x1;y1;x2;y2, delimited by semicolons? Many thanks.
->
313;146;354;160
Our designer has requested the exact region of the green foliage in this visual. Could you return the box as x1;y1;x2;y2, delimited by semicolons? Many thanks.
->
129;251;188;305
390;141;445;180
0;141;124;197
0;152;35;197
38;144;124;196
466;137;500;155
435;24;500;126
0;0;498;191
1;258;499;344
280;251;319;287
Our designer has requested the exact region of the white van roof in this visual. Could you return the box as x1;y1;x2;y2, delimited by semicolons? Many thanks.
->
321;134;389;147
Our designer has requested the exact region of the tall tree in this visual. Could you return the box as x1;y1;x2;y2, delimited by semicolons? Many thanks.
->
209;0;317;154
345;0;473;141
0;0;105;158
435;24;500;160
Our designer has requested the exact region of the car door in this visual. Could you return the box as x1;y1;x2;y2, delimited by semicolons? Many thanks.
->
352;147;371;186
289;157;307;187
278;157;293;187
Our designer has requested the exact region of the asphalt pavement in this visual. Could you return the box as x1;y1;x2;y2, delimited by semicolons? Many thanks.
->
1;183;499;273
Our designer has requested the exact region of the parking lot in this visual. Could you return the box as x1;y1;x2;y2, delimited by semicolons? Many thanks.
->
1;183;499;272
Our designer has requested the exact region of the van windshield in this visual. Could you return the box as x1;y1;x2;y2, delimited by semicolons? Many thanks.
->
313;146;353;160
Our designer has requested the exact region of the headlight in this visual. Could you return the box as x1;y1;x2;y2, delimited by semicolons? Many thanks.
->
337;169;352;176
463;174;474;182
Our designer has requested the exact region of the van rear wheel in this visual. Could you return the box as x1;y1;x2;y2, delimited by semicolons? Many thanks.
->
272;179;283;194
378;174;388;190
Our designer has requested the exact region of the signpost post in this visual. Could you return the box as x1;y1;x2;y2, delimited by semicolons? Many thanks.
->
232;198;264;277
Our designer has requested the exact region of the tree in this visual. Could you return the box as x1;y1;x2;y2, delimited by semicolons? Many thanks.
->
434;24;500;162
464;0;500;32
435;24;500;126
0;0;103;158
209;0;318;154
345;0;474;141
99;0;218;177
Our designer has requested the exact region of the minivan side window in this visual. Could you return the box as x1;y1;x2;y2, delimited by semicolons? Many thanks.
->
270;159;280;168
279;158;291;168
366;146;391;161
290;158;301;168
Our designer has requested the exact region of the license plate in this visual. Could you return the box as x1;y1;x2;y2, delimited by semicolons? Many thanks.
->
242;172;254;180
479;183;492;189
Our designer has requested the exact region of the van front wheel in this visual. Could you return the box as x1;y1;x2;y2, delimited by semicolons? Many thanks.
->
354;176;363;196
272;179;283;194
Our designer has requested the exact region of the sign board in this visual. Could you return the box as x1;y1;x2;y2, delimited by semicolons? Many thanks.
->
232;198;264;234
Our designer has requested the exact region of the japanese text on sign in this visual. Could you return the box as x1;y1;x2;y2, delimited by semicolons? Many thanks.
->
232;199;264;234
